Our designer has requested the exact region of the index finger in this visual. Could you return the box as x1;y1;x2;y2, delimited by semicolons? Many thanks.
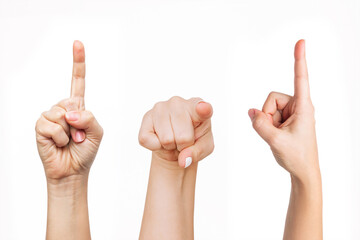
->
71;40;86;98
294;39;310;99
187;98;213;124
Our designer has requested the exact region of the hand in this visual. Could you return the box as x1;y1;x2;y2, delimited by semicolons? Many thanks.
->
138;96;214;168
35;40;103;181
248;40;319;181
139;96;213;240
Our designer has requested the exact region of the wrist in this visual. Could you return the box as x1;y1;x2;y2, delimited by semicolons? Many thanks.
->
152;152;197;177
46;175;91;240
151;152;198;191
290;168;322;190
47;174;89;198
140;153;198;240
289;153;321;185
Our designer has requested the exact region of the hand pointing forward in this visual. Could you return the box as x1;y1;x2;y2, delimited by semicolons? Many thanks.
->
138;96;214;168
36;41;103;180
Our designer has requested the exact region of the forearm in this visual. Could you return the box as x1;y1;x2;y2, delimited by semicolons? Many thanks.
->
139;153;198;240
46;175;91;240
283;168;322;240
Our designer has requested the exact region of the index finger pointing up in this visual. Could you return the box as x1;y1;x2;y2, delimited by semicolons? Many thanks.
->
294;39;310;99
71;40;86;98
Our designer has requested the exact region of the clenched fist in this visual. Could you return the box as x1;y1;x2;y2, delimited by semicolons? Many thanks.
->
36;41;103;180
138;96;214;168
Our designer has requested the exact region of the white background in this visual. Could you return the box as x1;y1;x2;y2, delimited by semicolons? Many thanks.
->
0;0;359;239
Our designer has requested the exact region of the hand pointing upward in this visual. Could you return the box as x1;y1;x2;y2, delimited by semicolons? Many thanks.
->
36;40;103;180
248;40;319;180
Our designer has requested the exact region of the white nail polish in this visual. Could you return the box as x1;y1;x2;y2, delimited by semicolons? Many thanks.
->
185;157;192;168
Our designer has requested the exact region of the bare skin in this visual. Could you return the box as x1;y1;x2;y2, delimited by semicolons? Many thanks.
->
138;97;214;240
248;40;322;240
35;41;103;240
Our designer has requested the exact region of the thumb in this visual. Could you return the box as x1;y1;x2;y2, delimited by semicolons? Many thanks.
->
248;108;279;145
65;110;103;143
177;131;214;168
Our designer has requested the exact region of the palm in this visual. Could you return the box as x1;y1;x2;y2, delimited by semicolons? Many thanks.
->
37;135;99;179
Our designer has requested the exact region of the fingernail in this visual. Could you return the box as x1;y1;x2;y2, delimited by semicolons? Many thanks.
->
197;99;207;105
76;130;85;142
185;157;192;168
66;111;80;121
248;109;255;122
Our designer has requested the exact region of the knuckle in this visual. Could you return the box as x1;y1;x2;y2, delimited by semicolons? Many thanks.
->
52;124;63;135
57;98;69;106
87;111;95;119
35;115;47;132
202;137;215;159
252;116;265;130
188;97;202;103
143;110;152;118
153;101;164;110
169;96;183;108
58;137;69;147
64;98;80;111
138;133;148;146
169;96;182;103
35;118;42;132
160;135;174;147
309;103;315;114
53;108;65;120
193;148;201;161
268;91;277;98
96;124;104;140
301;100;315;116
41;111;48;118
84;111;95;122
176;134;194;147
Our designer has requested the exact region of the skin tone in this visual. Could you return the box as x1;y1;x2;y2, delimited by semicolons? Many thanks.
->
138;96;214;240
248;40;322;240
35;41;103;240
